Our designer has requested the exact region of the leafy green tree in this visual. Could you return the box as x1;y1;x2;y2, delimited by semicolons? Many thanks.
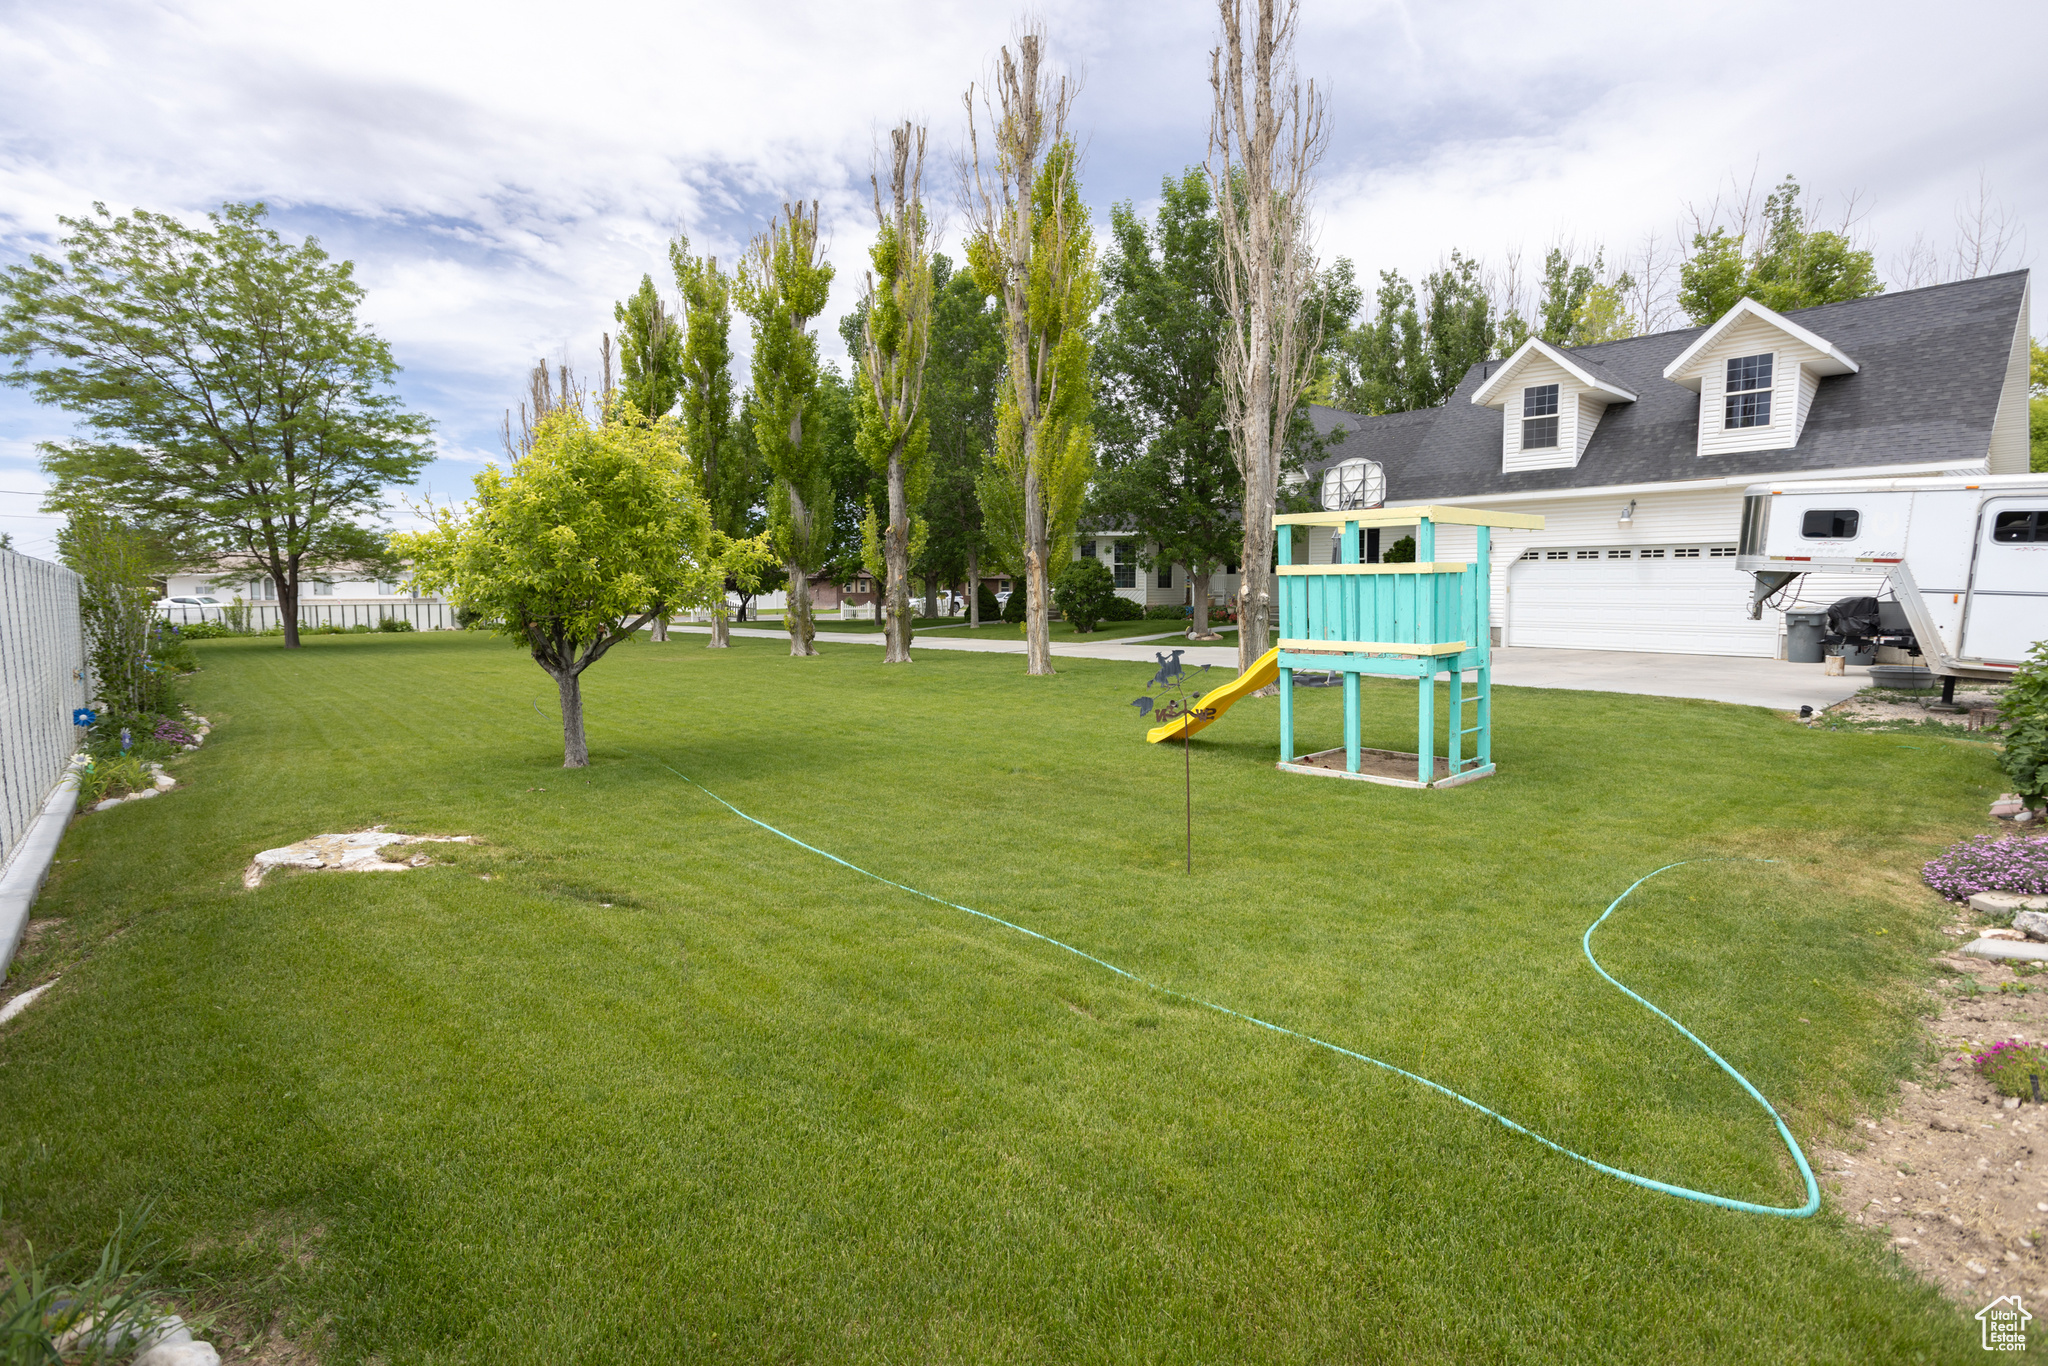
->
1678;177;1881;324
395;406;767;767
853;124;936;664
2031;338;2047;474
1090;169;1238;637
613;275;683;421
1052;555;1117;633
735;202;836;656
1336;251;1493;414
964;29;1097;676
918;256;1003;624
670;235;760;645
0;202;433;648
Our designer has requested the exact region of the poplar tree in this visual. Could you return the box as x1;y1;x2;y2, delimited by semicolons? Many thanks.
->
736;203;836;657
855;123;935;664
1211;0;1328;673
964;25;1098;676
613;275;683;420
671;235;754;647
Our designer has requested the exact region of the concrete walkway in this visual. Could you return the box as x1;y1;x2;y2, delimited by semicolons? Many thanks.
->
678;627;1868;712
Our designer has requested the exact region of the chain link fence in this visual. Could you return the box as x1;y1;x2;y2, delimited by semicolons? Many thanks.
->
0;550;87;874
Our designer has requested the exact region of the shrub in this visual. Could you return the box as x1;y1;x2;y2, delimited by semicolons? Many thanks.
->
1145;604;1191;621
176;620;236;639
2000;641;2048;814
977;582;1000;621
1001;584;1027;624
79;752;152;804
1382;535;1417;564
1102;595;1145;622
377;616;416;632
1975;1038;2048;1097
1923;833;2048;902
148;621;196;675
1053;558;1118;633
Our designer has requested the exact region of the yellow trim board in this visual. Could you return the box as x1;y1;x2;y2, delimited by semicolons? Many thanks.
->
1277;562;1467;575
1274;504;1546;530
1279;638;1468;656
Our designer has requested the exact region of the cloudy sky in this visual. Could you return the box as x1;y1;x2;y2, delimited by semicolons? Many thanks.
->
2;0;2042;560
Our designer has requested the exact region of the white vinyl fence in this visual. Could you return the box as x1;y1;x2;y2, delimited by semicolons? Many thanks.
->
158;599;458;631
0;550;87;874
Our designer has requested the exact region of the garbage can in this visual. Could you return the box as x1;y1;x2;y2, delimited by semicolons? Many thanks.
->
1785;609;1828;664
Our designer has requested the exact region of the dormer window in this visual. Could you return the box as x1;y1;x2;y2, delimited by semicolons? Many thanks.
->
1724;354;1774;429
1522;385;1560;450
1470;337;1636;473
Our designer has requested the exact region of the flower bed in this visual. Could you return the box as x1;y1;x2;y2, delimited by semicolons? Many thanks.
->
1922;832;2048;902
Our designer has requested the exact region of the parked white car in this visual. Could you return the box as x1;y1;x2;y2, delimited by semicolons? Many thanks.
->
155;595;225;622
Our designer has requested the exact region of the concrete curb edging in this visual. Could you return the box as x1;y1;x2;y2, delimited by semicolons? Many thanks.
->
0;769;81;981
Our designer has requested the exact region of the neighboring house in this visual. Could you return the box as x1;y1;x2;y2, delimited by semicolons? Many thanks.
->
1069;530;1243;612
1295;270;2033;657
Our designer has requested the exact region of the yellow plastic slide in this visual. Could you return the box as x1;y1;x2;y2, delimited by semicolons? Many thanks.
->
1145;646;1281;744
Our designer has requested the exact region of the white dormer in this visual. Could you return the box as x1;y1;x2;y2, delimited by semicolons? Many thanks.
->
1470;337;1637;473
1661;297;1858;456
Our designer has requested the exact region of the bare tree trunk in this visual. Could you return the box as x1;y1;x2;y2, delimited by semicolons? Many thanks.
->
968;546;981;627
1022;451;1052;674
923;572;937;619
1210;0;1327;675
649;616;668;642
709;608;730;648
884;447;914;663
555;668;588;767
1190;568;1215;638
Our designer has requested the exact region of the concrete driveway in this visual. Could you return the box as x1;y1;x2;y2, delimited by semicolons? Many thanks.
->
680;626;1865;712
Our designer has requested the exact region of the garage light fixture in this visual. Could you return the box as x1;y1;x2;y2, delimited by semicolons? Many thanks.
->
1617;499;1636;528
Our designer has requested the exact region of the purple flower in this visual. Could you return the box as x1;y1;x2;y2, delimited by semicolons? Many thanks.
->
1924;834;2048;901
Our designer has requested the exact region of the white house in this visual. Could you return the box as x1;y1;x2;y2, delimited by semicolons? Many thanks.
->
1299;271;2034;657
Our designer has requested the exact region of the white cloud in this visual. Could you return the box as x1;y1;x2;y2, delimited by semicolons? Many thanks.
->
1;0;2041;526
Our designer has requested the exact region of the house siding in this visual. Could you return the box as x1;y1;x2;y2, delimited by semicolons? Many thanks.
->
1413;484;1875;654
1987;279;2033;475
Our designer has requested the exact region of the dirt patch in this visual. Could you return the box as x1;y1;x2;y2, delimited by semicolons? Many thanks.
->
1819;900;2048;1304
21;918;61;945
1824;684;2008;733
1292;747;1451;782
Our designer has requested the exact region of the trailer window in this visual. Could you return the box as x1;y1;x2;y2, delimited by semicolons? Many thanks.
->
1800;509;1859;539
1992;510;2045;543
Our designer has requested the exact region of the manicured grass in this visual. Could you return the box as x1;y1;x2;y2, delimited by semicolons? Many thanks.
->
0;631;2007;1362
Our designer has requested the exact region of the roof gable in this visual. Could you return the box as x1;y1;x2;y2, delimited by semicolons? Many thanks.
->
1663;296;1858;392
1471;336;1638;406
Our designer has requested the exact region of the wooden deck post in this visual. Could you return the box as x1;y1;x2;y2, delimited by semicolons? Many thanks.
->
1277;523;1293;762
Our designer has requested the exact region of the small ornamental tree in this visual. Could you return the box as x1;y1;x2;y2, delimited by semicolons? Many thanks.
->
395;405;768;766
1053;556;1117;633
2000;640;2048;815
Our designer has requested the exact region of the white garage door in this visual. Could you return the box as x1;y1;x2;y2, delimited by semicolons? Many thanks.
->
1507;544;1779;656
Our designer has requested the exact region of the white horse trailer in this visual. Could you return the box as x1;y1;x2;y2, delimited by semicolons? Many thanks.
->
1737;474;2048;689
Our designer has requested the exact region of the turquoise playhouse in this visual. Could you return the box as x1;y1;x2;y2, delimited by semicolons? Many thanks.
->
1271;503;1543;788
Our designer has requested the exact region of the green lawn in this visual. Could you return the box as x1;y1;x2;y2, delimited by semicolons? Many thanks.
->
0;631;2004;1362
816;618;1225;643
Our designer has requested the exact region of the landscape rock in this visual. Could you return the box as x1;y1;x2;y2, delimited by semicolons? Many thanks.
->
2017;910;2048;942
0;980;56;1025
1974;892;2048;915
1930;1115;1969;1132
55;1311;191;1355
244;827;477;888
92;798;121;812
133;1342;219;1366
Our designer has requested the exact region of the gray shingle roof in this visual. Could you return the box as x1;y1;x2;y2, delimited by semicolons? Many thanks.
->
1304;270;2028;502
